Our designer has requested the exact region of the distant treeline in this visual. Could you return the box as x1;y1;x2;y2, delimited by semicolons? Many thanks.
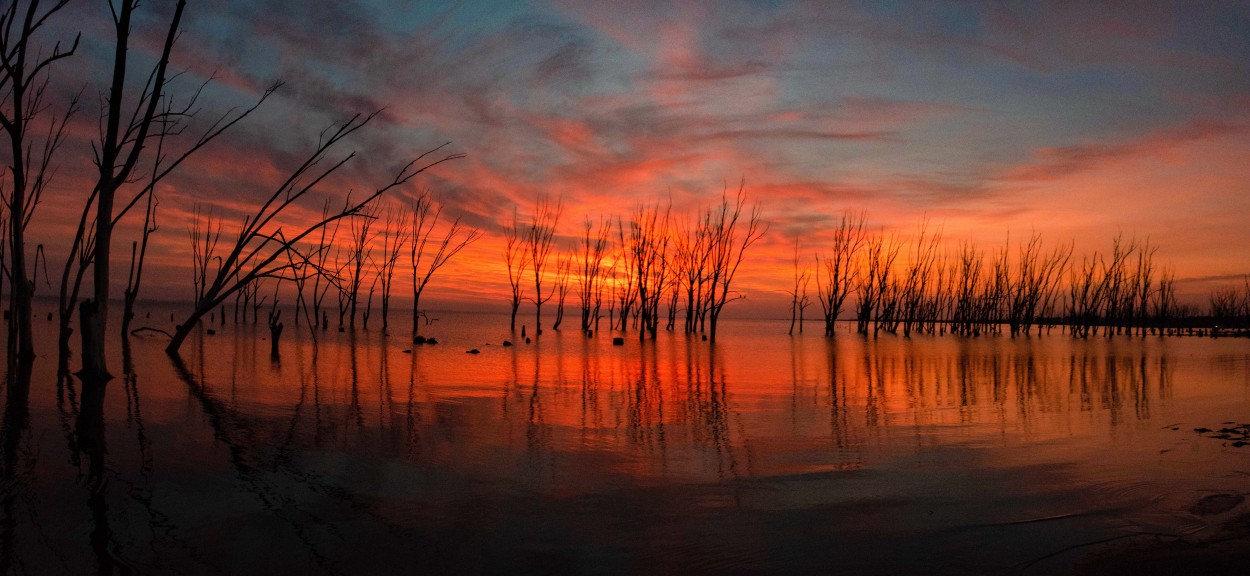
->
791;213;1249;338
504;199;1248;341
172;200;1250;343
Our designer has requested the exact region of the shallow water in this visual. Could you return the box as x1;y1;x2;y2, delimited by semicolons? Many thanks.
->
2;308;1248;574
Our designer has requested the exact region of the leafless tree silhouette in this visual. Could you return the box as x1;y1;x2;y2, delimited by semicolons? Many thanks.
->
164;113;462;355
1;0;78;362
816;212;866;337
704;184;765;342
504;208;529;333
408;191;480;338
577;217;612;334
525;195;561;337
376;207;410;334
626;202;672;340
786;237;810;335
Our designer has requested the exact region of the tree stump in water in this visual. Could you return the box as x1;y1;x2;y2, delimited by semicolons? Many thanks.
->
268;309;284;359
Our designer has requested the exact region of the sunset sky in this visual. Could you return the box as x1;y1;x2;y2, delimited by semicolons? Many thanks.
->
26;1;1250;313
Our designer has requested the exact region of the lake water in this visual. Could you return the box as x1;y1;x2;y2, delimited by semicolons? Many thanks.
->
2;307;1248;574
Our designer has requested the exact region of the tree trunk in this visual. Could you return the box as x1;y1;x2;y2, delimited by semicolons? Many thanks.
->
269;312;283;359
165;305;210;355
79;299;109;380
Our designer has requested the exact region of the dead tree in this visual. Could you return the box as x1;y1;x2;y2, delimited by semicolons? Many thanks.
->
552;255;572;331
346;203;378;330
0;0;78;361
164;113;462;355
408;191;480;338
121;190;157;339
897;220;941;337
526;195;562;337
816;211;866;336
78;0;186;380
577;217;611;334
674;213;713;334
376;207;410;334
704;184;765;342
283;241;318;330
627;202;671;339
855;233;885;335
1153;268;1177;332
74;1;278;379
612;217;639;331
504;208;529;332
786;236;811;335
188;206;222;312
309;201;342;330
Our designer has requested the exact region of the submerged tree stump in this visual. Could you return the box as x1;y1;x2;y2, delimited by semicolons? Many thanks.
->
268;309;283;359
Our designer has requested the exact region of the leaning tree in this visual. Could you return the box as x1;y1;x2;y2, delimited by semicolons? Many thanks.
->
165;112;461;355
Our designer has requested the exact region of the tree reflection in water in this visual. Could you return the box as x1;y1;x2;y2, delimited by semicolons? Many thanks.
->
0;317;1239;574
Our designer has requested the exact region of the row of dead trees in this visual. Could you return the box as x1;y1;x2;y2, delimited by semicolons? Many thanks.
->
0;1;463;376
1208;275;1250;329
791;212;1247;338
505;184;766;343
186;190;480;342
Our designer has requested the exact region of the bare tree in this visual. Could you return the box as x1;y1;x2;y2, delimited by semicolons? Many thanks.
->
346;203;378;330
377;207;410;334
1153;267;1176;332
786;237;811;335
164;113;462;355
78;0;186;380
626;202;671;339
120;191;156;339
504;208;528;333
704;184;765;342
552;254;572;331
309;203;343;330
409;191;480;338
612;217;638;332
577;217;611;334
673;213;712;334
0;0;78;361
74;1;279;379
188;206;222;311
855;229;895;334
526;195;562;337
895;220;942;337
816;211;865;336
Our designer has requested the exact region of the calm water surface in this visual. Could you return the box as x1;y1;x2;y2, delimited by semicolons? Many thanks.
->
2;308;1248;574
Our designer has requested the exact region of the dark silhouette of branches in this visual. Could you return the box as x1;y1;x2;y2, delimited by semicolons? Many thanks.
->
704;183;765;342
408;191;480;338
0;0;79;362
377;207;410;334
346;203;378;330
504;208;529;333
164;112;463;355
577;217;612;334
525;195;561;337
552;254;572;331
786;237;811;335
626;202;672;340
72;1;283;379
674;213;713;334
816;211;865;336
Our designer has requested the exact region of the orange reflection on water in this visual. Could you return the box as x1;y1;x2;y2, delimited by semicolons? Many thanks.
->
168;314;1245;491
5;309;1249;574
